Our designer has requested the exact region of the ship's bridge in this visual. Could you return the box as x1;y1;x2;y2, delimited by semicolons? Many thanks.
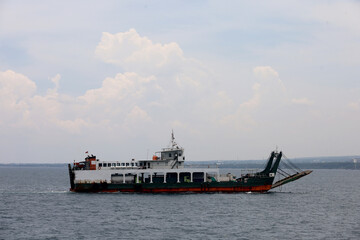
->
137;147;185;170
159;147;184;161
138;132;185;169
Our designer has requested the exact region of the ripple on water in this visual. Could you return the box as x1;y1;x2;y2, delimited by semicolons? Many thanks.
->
0;168;360;239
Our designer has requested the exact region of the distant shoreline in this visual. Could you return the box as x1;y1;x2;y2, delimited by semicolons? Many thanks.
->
1;156;359;170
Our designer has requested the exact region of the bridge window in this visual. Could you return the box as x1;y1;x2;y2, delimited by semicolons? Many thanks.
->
103;163;107;167
117;163;120;166
126;163;129;166
99;163;102;167
121;163;125;166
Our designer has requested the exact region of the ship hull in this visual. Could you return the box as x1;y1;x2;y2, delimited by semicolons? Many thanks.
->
70;178;274;193
68;144;283;194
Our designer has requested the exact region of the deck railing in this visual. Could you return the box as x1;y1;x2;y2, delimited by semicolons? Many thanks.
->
184;164;219;169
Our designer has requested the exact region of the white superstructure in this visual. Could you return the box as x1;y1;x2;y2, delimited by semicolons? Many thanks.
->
73;132;221;184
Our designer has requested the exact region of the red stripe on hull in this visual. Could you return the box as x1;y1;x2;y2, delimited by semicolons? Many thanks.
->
71;185;272;193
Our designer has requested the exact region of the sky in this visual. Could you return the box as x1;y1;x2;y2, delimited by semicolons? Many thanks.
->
0;0;360;163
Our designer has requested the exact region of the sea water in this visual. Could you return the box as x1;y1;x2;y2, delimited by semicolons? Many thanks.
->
0;167;359;240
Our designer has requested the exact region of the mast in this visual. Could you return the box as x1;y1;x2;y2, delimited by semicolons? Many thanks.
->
170;130;179;149
171;130;175;147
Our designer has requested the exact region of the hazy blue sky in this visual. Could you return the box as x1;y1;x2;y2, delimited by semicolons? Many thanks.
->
1;0;359;163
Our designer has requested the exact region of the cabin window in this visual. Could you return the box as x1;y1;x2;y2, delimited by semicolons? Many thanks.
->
99;163;102;167
169;153;172;157
103;163;107;167
131;163;134;167
148;163;150;168
135;163;138;166
139;163;142;166
121;163;125;166
126;163;129;166
117;163;120;166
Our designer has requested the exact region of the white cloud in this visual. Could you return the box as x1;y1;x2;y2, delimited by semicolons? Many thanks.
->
0;43;320;163
212;91;233;110
79;72;156;105
220;66;290;131
123;105;152;129
0;70;36;126
253;66;279;79
95;29;185;74
0;69;163;134
253;66;286;93
50;74;60;91
0;70;36;100
94;29;208;93
1;2;360;162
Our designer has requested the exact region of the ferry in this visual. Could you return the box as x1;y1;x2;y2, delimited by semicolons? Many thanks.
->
68;132;311;193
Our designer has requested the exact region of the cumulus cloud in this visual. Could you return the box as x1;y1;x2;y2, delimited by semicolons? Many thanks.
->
0;30;319;162
95;29;185;74
123;105;152;130
219;66;290;131
253;66;279;79
0;70;36;126
0;70;159;133
79;72;156;105
0;70;36;101
0;45;310;141
253;66;286;93
94;29;207;91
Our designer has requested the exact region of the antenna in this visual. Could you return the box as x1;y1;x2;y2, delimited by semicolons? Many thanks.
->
172;129;175;146
169;130;179;149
